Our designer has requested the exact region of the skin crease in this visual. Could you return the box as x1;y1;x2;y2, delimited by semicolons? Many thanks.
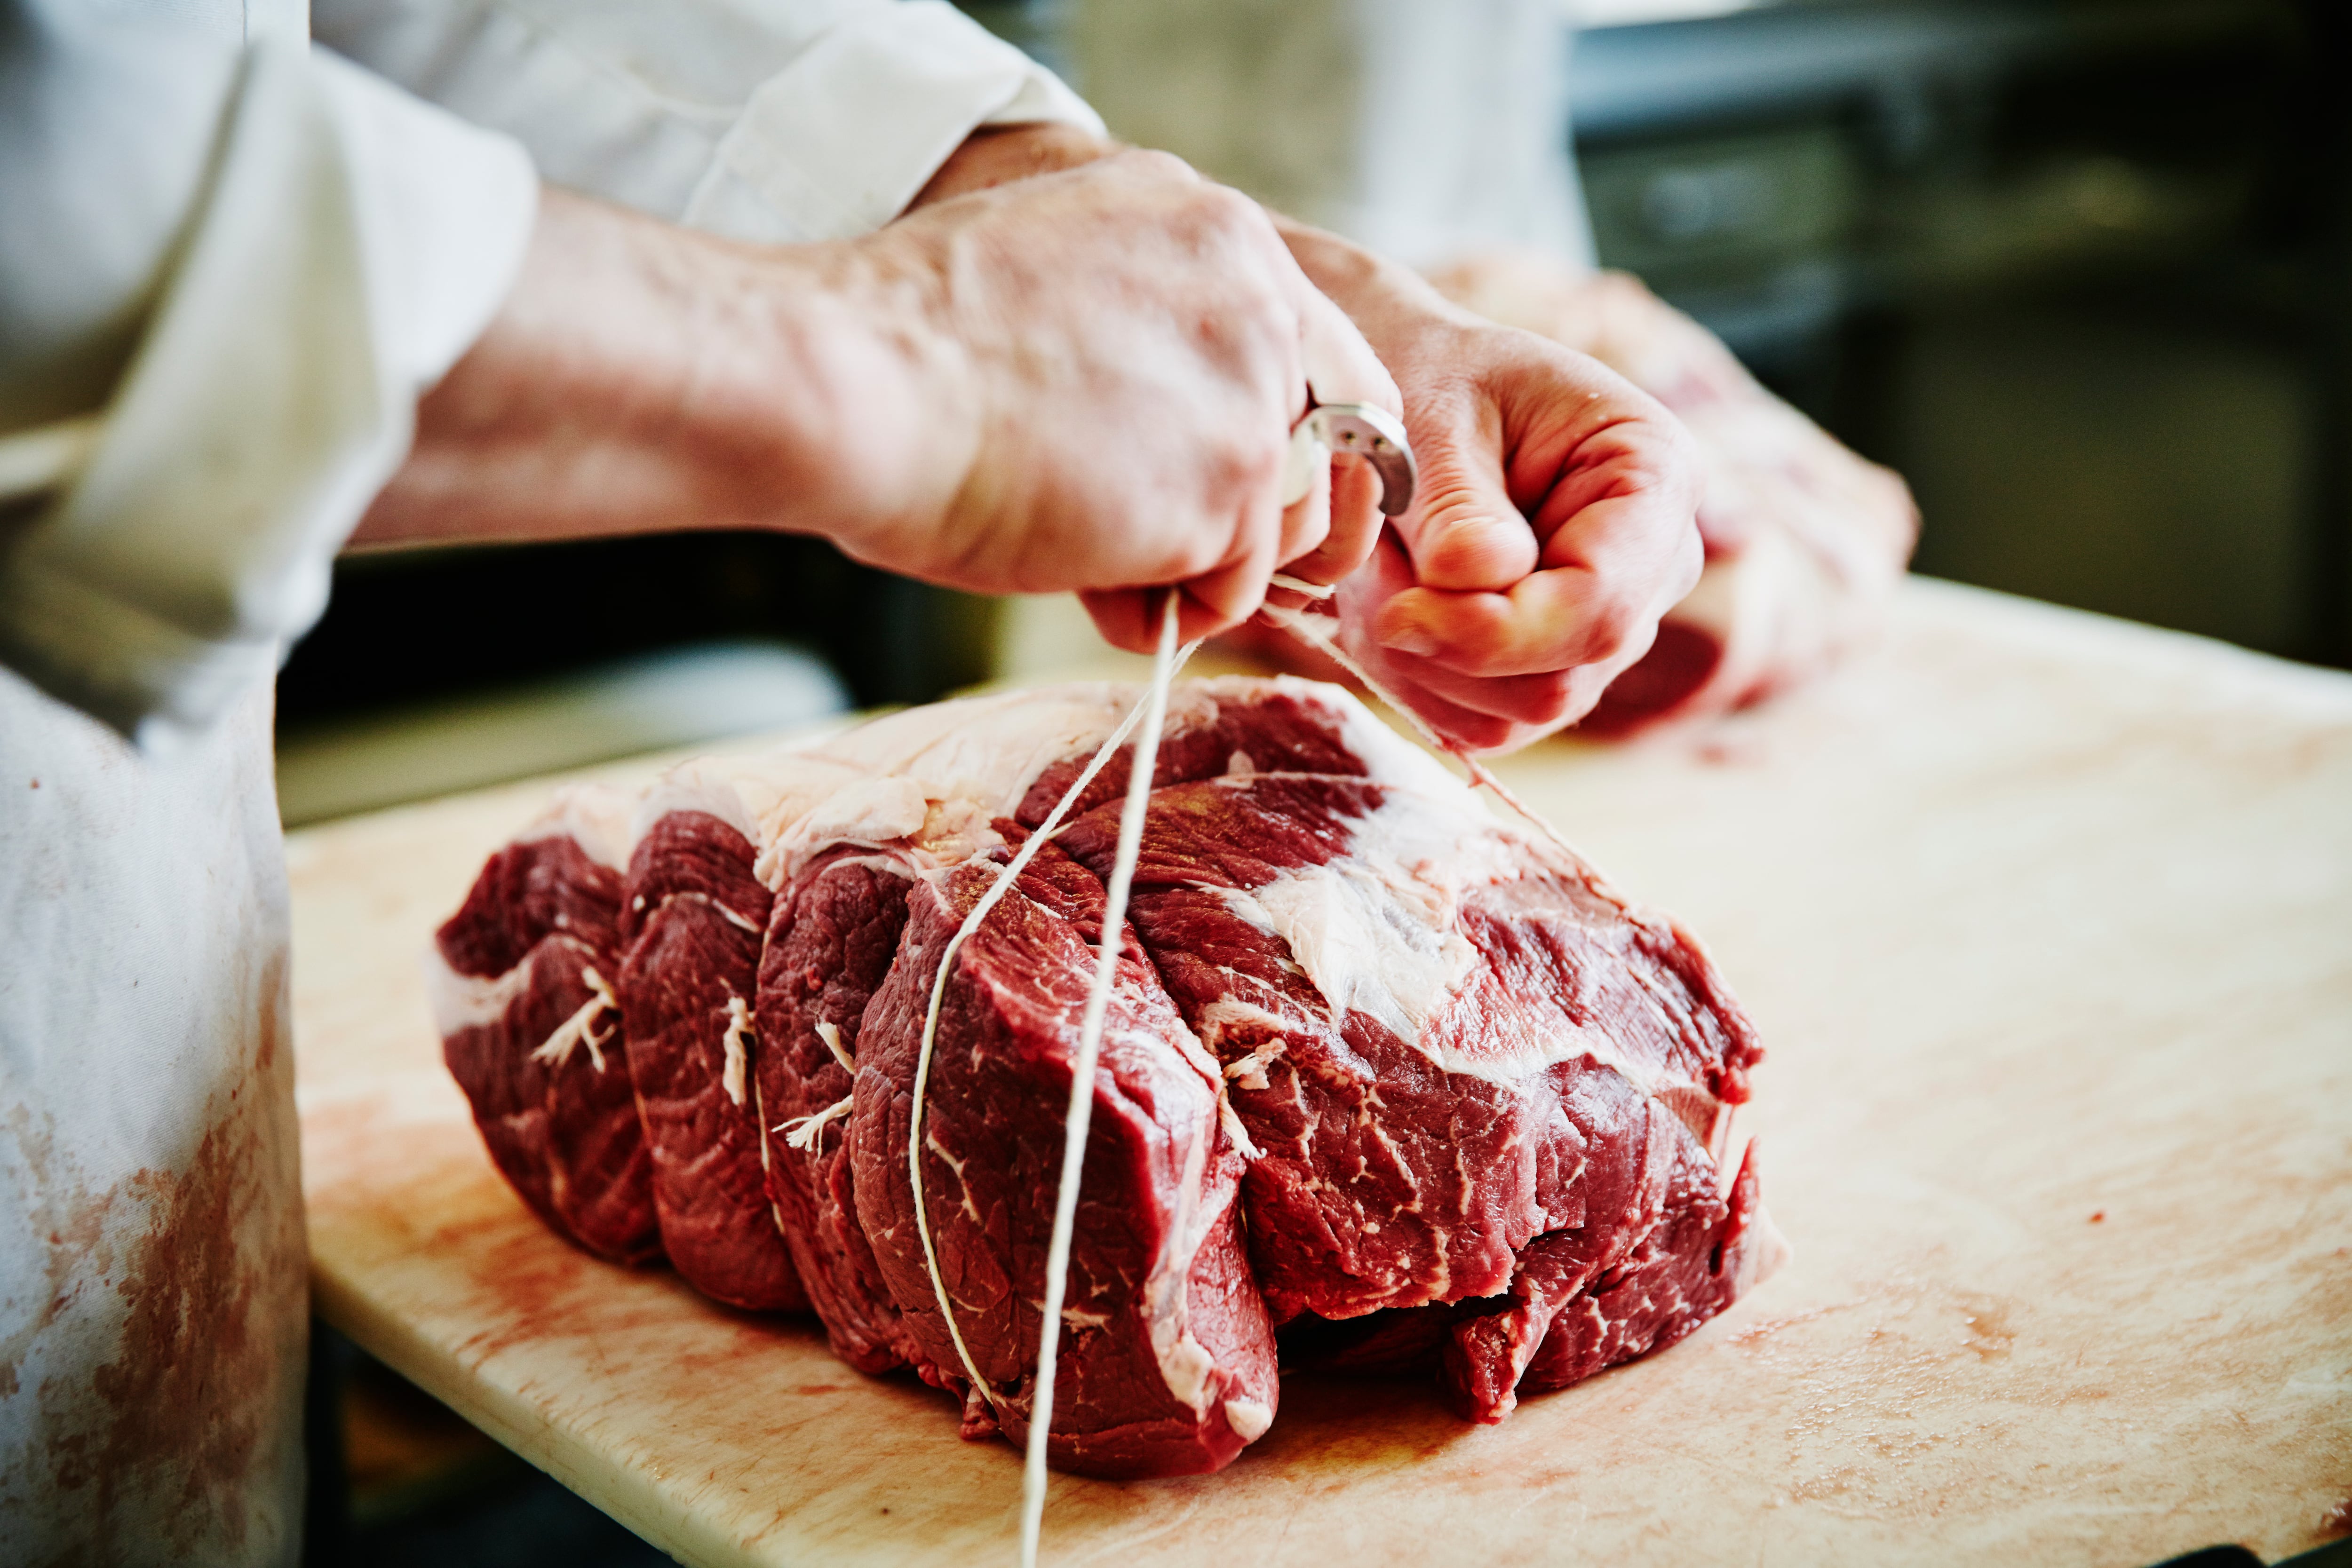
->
354;124;1700;752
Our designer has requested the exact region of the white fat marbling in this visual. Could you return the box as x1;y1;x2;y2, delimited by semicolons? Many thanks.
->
797;775;930;850
1222;1397;1273;1441
632;756;770;848
1213;785;1516;1047
1206;783;1694;1104
421;934;596;1036
513;785;634;871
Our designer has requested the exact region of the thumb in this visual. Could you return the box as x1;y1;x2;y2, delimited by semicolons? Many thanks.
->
1390;397;1538;593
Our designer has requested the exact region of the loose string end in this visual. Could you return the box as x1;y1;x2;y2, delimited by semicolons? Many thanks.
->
1019;588;1186;1568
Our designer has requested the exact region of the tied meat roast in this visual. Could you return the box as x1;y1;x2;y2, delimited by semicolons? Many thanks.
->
429;678;1788;1477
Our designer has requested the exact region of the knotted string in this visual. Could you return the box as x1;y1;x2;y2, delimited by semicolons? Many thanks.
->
531;965;616;1073
891;592;1197;1568
1018;589;1186;1567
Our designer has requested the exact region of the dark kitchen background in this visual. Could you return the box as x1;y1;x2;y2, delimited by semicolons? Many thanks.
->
293;2;2350;1556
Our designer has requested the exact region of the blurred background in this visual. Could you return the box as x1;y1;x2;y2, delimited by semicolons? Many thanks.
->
290;1;2349;1555
280;0;2350;828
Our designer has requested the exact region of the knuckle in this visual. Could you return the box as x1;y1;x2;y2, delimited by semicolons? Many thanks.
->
1205;429;1284;506
1574;589;1646;663
1197;180;1271;236
1173;532;1229;581
1119;147;1197;184
1669;527;1705;601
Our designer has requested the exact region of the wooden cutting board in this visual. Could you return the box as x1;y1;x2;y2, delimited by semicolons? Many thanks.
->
288;579;2352;1567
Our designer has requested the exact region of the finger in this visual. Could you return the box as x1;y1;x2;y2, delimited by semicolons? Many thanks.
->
1330;642;1533;754
1290;272;1400;419
1518;396;1701;561
1081;581;1254;651
1079;587;1157;654
1174;522;1282;640
1327;534;1588;738
1408;619;1654;726
1368;570;1632;680
1396;331;1695;594
1318;534;1526;749
1279;455;1382;587
1389;388;1540;593
1376;657;1591;729
1373;487;1699;679
1278;270;1393;583
1272;447;1332;576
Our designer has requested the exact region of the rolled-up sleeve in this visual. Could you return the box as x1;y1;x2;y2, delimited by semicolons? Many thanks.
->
0;15;537;744
315;0;1105;244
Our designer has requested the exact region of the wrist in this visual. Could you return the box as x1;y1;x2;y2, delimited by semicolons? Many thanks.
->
776;224;982;568
910;122;1119;209
1271;215;1471;356
356;191;974;556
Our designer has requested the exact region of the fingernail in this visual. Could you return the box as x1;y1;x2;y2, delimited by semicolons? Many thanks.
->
1377;620;1440;657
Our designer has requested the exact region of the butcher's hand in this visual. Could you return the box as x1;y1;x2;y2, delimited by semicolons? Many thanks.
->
1278;223;1704;753
353;157;1397;653
860;148;1400;649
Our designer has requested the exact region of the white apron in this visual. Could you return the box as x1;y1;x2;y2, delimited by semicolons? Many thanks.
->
0;676;306;1563
0;2;1093;1558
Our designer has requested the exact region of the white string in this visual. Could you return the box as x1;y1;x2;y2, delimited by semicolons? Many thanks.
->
902;599;1202;1456
893;586;1581;1565
1019;592;1184;1568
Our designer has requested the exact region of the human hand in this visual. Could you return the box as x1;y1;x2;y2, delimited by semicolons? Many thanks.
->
356;166;1396;652
908;121;1117;206
1277;226;1703;752
1428;253;1917;738
849;150;1399;650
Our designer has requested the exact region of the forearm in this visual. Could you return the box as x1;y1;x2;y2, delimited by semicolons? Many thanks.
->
349;190;954;552
1271;215;1478;357
911;121;1117;206
355;121;1125;554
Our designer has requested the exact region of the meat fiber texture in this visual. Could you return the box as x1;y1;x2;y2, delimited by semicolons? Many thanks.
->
433;677;1788;1477
429;787;660;1265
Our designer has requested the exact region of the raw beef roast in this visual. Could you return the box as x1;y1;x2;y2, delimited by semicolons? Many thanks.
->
435;678;1787;1475
615;767;808;1311
429;787;660;1265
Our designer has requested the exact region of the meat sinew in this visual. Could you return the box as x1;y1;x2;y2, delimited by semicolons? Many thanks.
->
435;678;1786;1475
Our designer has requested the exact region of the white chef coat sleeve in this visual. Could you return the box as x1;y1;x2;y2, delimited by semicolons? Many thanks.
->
0;19;535;747
315;0;1105;244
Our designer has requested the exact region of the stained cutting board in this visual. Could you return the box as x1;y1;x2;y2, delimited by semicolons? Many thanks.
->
288;579;2352;1567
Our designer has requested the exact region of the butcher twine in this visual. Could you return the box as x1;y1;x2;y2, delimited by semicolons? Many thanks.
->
898;591;1198;1568
913;583;1594;1568
531;964;616;1073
